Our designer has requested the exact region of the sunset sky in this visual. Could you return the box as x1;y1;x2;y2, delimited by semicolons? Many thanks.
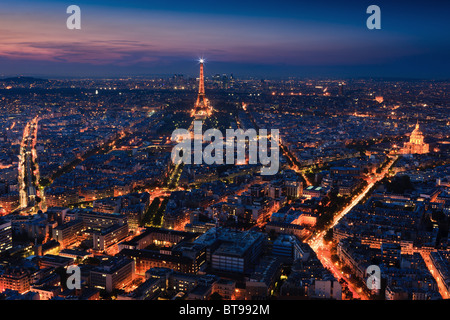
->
0;0;449;78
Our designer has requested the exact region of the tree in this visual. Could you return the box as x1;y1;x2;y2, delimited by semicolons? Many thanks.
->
39;177;52;187
83;256;101;266
152;197;169;226
140;197;161;226
330;254;340;264
342;265;352;275
54;266;69;290
209;292;223;300
385;175;414;194
268;229;277;241
324;229;333;242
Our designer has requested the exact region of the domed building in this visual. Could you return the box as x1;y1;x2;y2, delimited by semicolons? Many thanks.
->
399;122;429;154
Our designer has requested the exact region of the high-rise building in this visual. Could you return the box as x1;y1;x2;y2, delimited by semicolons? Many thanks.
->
0;218;12;253
0;268;31;294
93;223;128;252
338;82;344;96
193;227;267;274
52;219;83;249
285;180;303;198
90;257;135;293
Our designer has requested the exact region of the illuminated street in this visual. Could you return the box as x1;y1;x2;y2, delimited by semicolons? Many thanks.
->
17;116;41;212
420;251;450;299
307;155;398;300
0;1;448;306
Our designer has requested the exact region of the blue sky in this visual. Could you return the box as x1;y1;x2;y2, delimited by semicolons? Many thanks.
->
0;0;449;78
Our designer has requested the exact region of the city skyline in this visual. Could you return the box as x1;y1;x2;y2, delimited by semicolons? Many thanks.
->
0;0;449;79
0;0;449;305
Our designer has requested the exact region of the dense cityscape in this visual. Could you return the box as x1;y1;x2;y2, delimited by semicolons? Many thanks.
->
0;0;449;308
0;66;449;301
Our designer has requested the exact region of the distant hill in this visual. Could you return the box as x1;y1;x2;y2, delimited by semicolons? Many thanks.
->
0;76;49;84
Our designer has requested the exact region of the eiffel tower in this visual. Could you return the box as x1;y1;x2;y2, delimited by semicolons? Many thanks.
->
191;59;212;119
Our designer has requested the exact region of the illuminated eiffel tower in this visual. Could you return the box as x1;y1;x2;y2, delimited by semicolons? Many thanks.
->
191;59;212;119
